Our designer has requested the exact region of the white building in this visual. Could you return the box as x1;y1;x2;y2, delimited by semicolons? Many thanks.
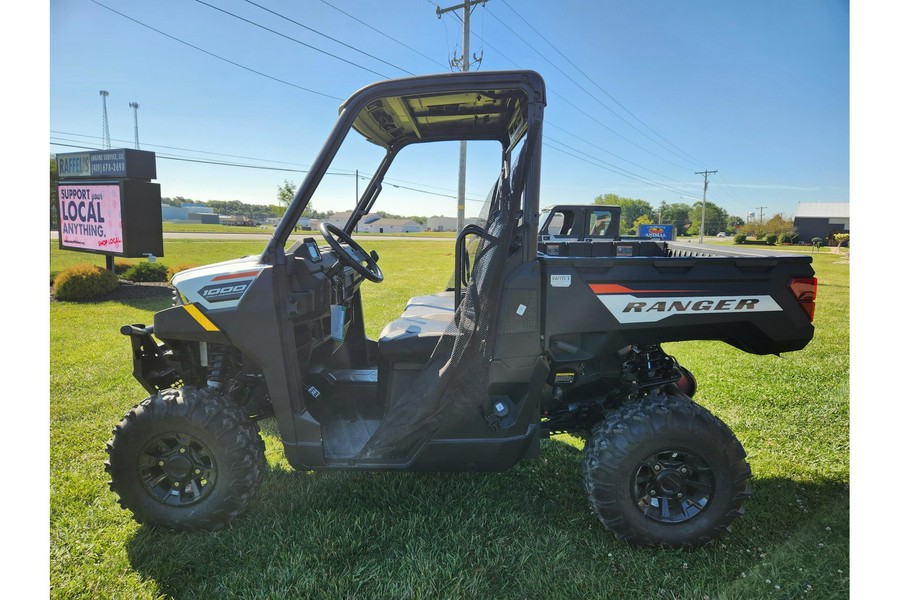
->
427;216;457;232
357;218;423;233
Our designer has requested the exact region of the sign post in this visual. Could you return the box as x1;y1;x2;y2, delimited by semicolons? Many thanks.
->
55;149;163;270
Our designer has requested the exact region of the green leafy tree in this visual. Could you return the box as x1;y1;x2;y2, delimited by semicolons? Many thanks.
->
277;180;314;218
726;215;746;234
764;214;796;237
740;219;765;239
277;180;296;209
659;202;691;236
687;201;729;236
594;193;653;235
632;214;652;232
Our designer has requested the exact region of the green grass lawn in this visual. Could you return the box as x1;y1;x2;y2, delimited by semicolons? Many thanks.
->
157;222;457;238
162;222;276;234
49;240;849;599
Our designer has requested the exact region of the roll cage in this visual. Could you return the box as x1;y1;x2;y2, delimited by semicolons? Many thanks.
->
262;70;547;265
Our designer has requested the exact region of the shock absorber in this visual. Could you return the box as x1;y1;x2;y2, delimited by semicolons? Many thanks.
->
206;346;226;390
621;345;679;392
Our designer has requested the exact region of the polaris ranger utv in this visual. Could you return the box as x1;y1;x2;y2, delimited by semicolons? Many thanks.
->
106;70;817;547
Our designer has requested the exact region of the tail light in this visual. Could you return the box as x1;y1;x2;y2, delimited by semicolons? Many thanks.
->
789;277;818;322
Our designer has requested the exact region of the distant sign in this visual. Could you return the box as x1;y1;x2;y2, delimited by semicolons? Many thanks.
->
638;224;675;241
58;184;124;253
56;153;92;178
56;149;157;180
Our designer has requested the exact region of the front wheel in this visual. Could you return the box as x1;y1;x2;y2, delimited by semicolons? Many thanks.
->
582;394;750;547
105;387;265;530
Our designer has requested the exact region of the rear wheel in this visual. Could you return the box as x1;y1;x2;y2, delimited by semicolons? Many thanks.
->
582;394;750;547
105;387;265;530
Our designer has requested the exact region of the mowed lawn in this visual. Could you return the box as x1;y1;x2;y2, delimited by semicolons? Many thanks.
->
49;239;849;599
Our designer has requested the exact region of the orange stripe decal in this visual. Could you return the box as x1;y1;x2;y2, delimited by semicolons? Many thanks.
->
211;270;261;282
590;284;635;294
589;284;704;294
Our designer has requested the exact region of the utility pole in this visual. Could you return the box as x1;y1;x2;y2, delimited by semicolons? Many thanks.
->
99;90;111;149
756;206;767;223
694;169;717;243
129;102;140;149
436;0;486;233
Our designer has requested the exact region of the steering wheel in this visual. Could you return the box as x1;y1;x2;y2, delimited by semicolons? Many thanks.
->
318;222;384;283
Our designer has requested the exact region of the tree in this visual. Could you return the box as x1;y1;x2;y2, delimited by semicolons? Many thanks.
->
632;214;652;232
277;180;314;218
687;201;729;236
50;155;59;229
276;180;296;208
764;214;795;237
594;193;653;235
659;202;691;236
740;219;765;239
726;215;745;233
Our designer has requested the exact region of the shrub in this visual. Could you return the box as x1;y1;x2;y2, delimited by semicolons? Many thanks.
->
167;264;200;279
734;233;747;244
779;232;798;244
120;262;170;282
113;261;136;276
53;264;119;300
765;234;778;246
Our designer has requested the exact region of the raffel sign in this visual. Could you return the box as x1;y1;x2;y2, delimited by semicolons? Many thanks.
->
57;184;124;252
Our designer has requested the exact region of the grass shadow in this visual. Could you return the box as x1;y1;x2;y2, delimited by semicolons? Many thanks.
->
124;438;848;599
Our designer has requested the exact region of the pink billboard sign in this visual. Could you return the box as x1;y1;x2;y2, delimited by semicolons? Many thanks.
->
58;184;124;253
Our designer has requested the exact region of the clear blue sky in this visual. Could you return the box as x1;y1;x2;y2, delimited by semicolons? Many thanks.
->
47;0;850;222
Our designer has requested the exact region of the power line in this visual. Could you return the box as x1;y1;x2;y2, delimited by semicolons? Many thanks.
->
88;0;343;100
546;122;685;186
544;137;697;198
463;20;694;174
483;4;698;172
51;129;471;196
191;0;395;79
459;25;695;187
497;0;705;169
52;129;311;168
50;138;484;203
237;0;416;76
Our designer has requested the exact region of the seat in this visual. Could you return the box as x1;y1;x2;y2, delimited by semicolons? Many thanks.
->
405;291;455;310
378;312;454;364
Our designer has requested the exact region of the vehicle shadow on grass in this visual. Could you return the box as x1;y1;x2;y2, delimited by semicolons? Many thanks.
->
124;437;849;599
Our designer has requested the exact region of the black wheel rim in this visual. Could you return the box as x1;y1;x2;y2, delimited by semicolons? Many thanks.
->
138;432;217;506
632;449;714;523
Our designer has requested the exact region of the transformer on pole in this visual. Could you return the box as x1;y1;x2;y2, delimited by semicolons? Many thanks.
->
129;102;140;150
